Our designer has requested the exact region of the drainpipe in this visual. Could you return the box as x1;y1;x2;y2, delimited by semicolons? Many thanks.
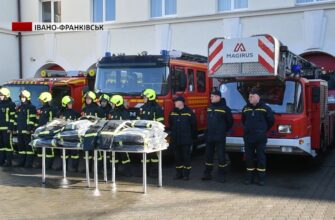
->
18;0;23;79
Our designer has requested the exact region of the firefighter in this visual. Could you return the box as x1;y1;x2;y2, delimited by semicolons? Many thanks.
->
242;88;274;186
201;90;233;183
137;88;164;177
81;91;103;117
98;94;111;119
0;88;16;166
59;95;80;172
109;95;132;176
33;92;57;169
14;90;37;167
78;91;102;172
169;96;197;181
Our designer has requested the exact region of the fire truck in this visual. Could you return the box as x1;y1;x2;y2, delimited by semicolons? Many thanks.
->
3;70;95;112
94;51;211;149
208;34;335;159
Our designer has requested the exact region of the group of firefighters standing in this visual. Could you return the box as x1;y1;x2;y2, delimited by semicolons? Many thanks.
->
168;88;274;185
0;85;274;185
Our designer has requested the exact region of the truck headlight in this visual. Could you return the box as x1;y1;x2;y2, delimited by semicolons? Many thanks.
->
278;125;292;134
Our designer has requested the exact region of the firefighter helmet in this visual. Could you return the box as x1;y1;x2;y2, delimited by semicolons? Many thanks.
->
110;95;124;107
142;88;156;101
39;92;52;103
0;87;10;98
99;94;110;102
84;91;96;100
62;95;74;107
20;90;31;100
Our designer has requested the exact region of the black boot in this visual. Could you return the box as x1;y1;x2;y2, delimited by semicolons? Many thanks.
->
3;152;13;167
183;169;190;181
32;157;42;169
120;163;132;177
149;164;158;178
257;171;265;186
0;152;5;166
46;158;54;169
244;171;254;185
218;167;226;183
78;158;88;173
68;158;78;172
24;155;34;168
52;156;62;171
174;169;183;180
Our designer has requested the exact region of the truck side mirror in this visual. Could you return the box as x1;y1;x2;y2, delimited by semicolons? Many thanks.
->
312;87;320;103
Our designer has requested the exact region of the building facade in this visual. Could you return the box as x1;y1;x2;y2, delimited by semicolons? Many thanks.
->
0;0;334;83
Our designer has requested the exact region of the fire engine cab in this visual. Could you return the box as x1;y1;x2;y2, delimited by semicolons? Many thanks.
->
94;51;211;148
208;34;335;158
3;70;94;112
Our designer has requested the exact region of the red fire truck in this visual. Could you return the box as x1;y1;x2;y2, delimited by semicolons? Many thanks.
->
94;51;211;149
3;70;95;112
208;34;335;159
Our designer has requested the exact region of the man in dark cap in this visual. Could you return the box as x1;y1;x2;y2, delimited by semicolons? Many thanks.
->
202;89;233;183
168;96;197;180
242;88;274;186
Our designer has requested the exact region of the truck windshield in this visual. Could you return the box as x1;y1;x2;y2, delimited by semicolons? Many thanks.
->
95;66;169;96
5;84;49;108
220;80;303;114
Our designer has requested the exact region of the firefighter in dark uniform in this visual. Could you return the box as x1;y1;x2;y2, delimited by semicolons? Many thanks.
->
169;96;197;181
242;88;274;186
109;95;132;176
0;88;16;166
14;90;37;167
81;91;103;118
98;94;111;119
202;90;233;183
59;95;80;172
137;88;164;177
78;91;102;172
33;92;57;169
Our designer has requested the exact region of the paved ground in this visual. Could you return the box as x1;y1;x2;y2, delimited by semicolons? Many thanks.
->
1;150;335;220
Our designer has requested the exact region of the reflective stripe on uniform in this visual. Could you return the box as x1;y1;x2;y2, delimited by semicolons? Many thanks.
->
205;163;214;166
257;168;266;172
218;163;228;168
247;168;255;171
184;166;192;170
181;113;191;117
255;108;267;112
155;117;164;122
214;109;226;113
176;166;184;169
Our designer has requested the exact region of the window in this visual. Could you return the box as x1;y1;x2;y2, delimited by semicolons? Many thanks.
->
93;0;115;22
221;81;303;113
41;0;61;23
6;84;50;108
151;0;176;18
187;69;195;92
218;0;248;12
296;0;329;4
171;67;186;94
196;71;206;93
95;66;169;96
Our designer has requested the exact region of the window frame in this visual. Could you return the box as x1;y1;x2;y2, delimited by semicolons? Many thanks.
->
150;0;177;19
187;68;195;93
92;0;116;23
295;0;332;5
40;0;62;23
217;0;248;13
196;70;206;93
